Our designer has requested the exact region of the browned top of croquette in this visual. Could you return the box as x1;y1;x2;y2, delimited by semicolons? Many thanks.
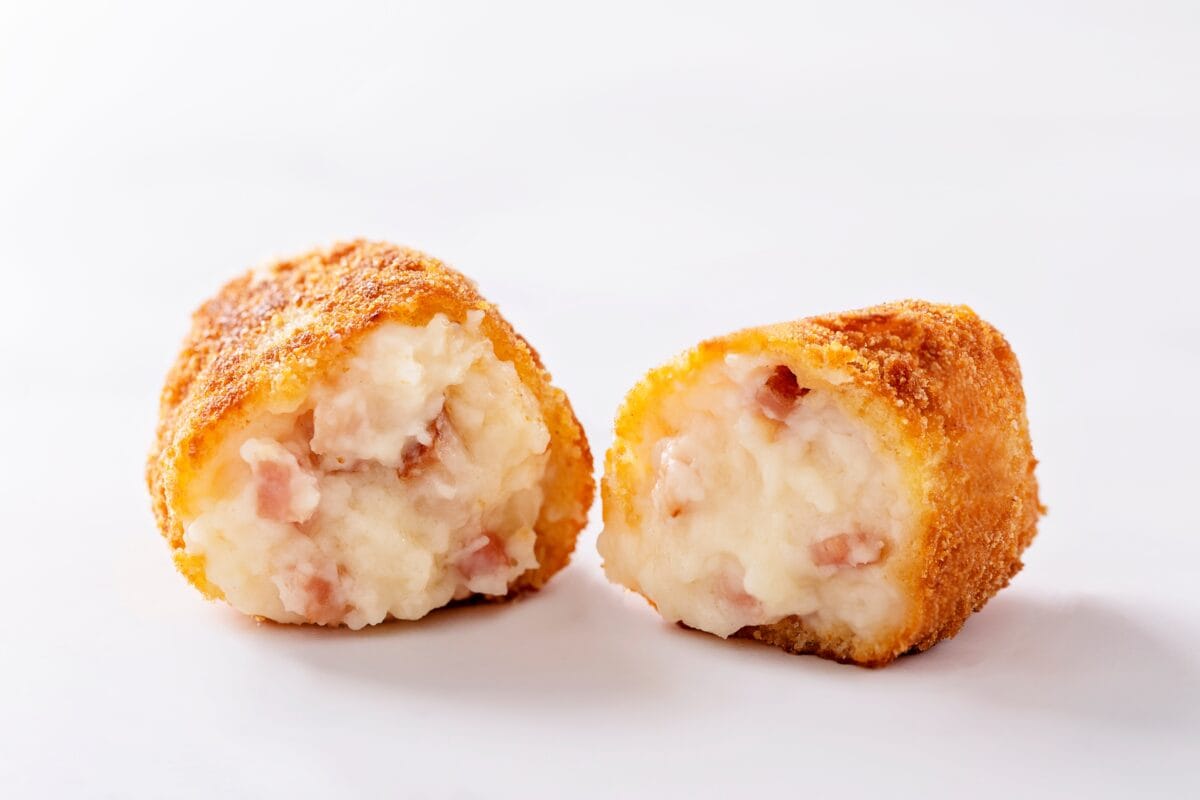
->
148;240;594;599
603;299;1041;666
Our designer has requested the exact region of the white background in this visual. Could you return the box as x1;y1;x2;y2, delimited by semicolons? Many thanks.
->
2;1;1198;797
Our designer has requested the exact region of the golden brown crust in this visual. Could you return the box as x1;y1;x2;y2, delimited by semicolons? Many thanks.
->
147;240;594;609
601;300;1041;666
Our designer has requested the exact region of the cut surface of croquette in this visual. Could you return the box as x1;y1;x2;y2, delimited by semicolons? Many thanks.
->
148;241;594;627
598;300;1041;666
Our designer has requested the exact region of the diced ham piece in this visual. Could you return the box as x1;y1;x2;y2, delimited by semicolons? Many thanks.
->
397;413;449;479
755;365;810;421
810;532;885;568
455;532;514;581
274;560;347;625
240;438;320;524
254;461;296;521
302;574;344;626
398;438;431;477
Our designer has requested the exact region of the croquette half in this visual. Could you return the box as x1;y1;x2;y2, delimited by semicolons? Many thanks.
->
598;300;1041;666
148;240;594;627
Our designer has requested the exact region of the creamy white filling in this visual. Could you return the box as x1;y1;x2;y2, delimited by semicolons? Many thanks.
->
182;312;550;627
599;355;911;639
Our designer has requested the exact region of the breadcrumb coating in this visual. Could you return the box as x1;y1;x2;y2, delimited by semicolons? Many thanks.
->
601;300;1042;666
148;240;594;608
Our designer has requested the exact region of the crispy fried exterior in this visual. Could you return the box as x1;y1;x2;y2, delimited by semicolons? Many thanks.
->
148;240;594;609
602;300;1041;667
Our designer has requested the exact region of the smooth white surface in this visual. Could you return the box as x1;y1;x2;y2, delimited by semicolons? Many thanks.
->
2;1;1198;797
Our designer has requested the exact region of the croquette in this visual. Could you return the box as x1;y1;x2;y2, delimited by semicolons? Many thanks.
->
598;300;1041;666
148;240;594;627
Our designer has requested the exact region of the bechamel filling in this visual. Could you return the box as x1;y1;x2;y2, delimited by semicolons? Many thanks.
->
598;355;911;639
181;312;551;628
